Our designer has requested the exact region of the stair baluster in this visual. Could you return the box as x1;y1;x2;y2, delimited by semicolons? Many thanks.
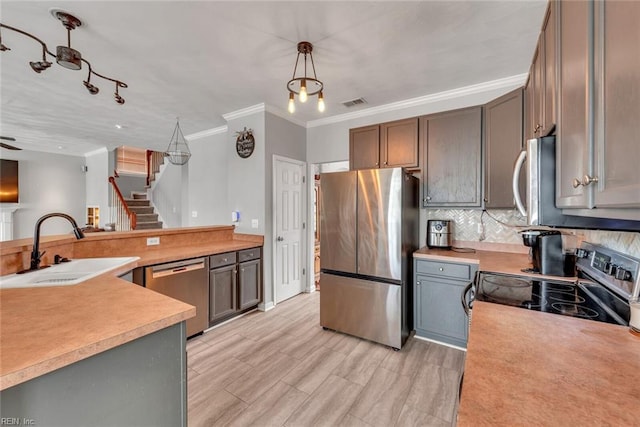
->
108;176;137;231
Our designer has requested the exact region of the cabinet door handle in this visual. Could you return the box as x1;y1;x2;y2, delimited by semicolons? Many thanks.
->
276;236;284;242
573;175;598;188
383;161;388;166
439;267;444;271
416;281;421;286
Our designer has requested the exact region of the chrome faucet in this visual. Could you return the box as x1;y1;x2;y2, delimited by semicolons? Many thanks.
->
27;213;85;272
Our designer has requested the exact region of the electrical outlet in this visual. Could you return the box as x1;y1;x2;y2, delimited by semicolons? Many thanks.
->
251;219;259;229
147;237;160;246
191;211;198;218
477;223;483;233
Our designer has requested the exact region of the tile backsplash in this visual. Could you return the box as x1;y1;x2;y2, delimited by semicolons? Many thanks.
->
424;209;640;258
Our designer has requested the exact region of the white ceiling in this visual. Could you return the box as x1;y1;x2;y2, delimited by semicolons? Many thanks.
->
0;1;547;156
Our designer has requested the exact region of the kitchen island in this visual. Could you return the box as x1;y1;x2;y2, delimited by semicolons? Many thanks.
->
0;226;263;426
457;301;640;425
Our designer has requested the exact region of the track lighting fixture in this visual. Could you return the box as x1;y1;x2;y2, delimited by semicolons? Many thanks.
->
287;41;325;113
0;9;128;104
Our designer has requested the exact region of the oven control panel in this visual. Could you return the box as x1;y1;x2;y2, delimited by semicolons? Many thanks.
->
577;242;639;299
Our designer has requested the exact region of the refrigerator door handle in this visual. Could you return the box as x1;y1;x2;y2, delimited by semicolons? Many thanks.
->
512;150;527;217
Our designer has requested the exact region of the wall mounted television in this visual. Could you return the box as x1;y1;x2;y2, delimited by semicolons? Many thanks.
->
0;159;19;203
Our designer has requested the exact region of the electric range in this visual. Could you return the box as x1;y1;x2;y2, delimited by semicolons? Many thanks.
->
465;242;640;326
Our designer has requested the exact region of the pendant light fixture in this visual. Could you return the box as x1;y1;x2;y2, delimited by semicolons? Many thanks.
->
164;118;191;166
287;41;325;113
0;9;128;104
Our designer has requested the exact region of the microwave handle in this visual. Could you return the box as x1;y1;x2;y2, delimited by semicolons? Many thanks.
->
512;150;527;217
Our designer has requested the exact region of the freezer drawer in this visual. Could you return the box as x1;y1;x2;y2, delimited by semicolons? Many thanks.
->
319;272;405;349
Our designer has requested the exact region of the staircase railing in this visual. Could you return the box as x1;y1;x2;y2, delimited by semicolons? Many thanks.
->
146;150;165;187
108;176;137;231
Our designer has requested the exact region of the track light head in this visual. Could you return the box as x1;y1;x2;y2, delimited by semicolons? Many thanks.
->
114;93;125;105
30;60;52;73
83;80;99;94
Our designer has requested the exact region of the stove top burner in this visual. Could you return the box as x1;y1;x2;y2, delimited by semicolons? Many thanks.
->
475;272;630;326
550;303;600;319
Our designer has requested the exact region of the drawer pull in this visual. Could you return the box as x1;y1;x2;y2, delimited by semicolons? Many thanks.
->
222;258;227;262
439;267;444;271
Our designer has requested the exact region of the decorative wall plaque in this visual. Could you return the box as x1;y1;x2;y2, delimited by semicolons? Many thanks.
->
235;127;255;158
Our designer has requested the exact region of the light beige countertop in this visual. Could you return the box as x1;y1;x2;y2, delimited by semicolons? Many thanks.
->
0;227;264;391
457;301;640;426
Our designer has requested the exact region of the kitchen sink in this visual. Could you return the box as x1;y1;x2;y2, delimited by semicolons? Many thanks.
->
0;257;139;289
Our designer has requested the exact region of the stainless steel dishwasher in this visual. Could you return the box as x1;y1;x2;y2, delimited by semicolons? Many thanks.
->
135;257;209;337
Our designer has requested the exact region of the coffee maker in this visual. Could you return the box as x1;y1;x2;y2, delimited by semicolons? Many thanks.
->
521;230;569;276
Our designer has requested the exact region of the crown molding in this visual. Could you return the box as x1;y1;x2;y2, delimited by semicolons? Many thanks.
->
222;103;266;122
185;125;228;141
306;73;528;128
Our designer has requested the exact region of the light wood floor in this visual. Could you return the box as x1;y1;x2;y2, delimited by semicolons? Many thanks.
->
186;291;465;427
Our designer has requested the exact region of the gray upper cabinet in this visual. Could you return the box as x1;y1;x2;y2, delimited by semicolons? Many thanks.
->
543;1;557;135
350;119;418;170
556;0;593;209
380;118;419;169
349;125;380;170
592;0;640;208
530;45;544;138
421;107;482;207
484;88;524;209
525;1;556;141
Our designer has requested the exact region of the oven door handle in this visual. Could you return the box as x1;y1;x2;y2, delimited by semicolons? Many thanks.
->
461;282;475;316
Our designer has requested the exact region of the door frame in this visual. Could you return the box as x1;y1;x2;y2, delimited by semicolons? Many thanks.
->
271;155;308;307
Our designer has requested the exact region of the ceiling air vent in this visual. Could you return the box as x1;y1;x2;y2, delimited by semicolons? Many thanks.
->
341;98;367;108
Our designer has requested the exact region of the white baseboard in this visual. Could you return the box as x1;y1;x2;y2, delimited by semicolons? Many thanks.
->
413;334;467;352
258;301;275;312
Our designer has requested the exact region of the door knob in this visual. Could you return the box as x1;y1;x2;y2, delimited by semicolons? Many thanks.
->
277;236;284;241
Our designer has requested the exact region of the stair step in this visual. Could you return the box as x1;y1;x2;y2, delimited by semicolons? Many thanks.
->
134;221;163;230
125;199;151;207
131;192;147;200
129;206;154;215
136;213;159;222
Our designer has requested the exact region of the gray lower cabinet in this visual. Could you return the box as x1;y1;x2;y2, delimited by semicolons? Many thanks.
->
238;248;262;310
210;261;237;323
1;323;187;427
209;248;262;326
414;258;477;348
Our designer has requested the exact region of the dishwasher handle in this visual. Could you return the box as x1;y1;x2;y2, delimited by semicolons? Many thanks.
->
151;259;206;279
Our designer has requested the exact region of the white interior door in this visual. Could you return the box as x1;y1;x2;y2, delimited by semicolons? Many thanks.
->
274;157;305;303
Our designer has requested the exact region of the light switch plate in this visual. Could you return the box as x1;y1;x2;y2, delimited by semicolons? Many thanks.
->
147;237;160;246
191;211;198;218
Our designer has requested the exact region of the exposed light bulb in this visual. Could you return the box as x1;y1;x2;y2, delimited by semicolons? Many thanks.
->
318;91;325;112
288;93;295;114
299;79;308;103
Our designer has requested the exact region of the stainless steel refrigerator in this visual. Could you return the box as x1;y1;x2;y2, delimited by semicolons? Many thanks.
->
319;168;419;350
